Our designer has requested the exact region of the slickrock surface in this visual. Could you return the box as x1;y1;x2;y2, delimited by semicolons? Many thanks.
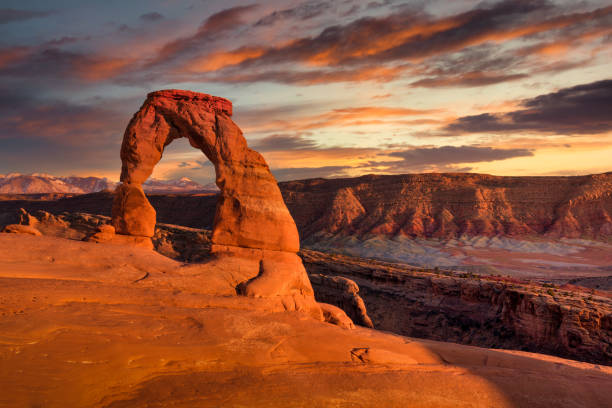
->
1;233;612;407
302;250;612;365
3;208;612;365
281;172;612;240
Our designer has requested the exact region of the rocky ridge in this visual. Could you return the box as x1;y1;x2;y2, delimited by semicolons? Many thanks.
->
281;172;612;241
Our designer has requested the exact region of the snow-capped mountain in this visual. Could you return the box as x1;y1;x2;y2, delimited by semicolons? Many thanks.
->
142;177;218;194
0;174;214;194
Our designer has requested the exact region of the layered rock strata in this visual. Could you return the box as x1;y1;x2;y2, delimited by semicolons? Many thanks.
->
280;172;612;240
301;249;612;365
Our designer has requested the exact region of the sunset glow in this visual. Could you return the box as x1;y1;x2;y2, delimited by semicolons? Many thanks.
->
0;0;610;184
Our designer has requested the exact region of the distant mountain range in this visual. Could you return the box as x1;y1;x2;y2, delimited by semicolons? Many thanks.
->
0;173;217;194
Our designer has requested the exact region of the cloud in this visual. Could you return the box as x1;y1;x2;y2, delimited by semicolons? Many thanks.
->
0;46;30;69
247;134;379;163
390;145;533;166
254;2;331;26
272;165;352;181
140;12;164;22
0;91;128;143
0;48;134;82
445;79;612;135
261;143;534;180
360;145;533;173
250;134;319;152
154;4;259;63
199;64;407;84
242;105;436;134
166;1;611;86
0;8;52;24
410;71;528;88
233;1;601;67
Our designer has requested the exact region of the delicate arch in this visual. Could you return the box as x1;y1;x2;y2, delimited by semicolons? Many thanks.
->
111;89;299;253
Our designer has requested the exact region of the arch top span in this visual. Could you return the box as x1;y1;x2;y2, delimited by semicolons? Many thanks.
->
147;89;233;116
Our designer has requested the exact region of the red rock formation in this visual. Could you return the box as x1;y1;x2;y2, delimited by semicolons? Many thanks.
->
309;273;373;328
302;249;612;365
110;89;326;321
280;172;612;240
4;172;612;242
114;90;298;251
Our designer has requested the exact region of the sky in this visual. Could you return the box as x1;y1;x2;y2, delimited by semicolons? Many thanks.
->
0;0;610;184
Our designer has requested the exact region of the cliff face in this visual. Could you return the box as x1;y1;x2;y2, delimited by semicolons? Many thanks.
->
301;250;612;365
281;172;612;240
4;172;612;241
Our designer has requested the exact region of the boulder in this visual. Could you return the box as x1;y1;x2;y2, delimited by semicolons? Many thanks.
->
319;303;355;329
112;183;156;237
2;224;42;236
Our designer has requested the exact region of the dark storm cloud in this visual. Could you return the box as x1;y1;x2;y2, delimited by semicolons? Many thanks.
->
0;8;52;24
254;2;331;26
445;79;612;135
140;12;164;22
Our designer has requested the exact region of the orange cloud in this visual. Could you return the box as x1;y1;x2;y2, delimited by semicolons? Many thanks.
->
75;57;134;81
183;47;265;72
305;18;464;66
243;106;438;134
0;47;30;69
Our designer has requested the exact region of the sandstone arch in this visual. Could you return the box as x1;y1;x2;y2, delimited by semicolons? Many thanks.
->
112;89;299;252
111;90;326;321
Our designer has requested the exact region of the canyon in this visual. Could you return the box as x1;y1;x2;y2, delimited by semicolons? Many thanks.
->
3;208;610;366
1;89;611;406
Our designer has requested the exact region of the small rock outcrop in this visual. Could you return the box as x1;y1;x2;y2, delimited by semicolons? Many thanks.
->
309;273;373;328
110;90;333;323
1;224;42;236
